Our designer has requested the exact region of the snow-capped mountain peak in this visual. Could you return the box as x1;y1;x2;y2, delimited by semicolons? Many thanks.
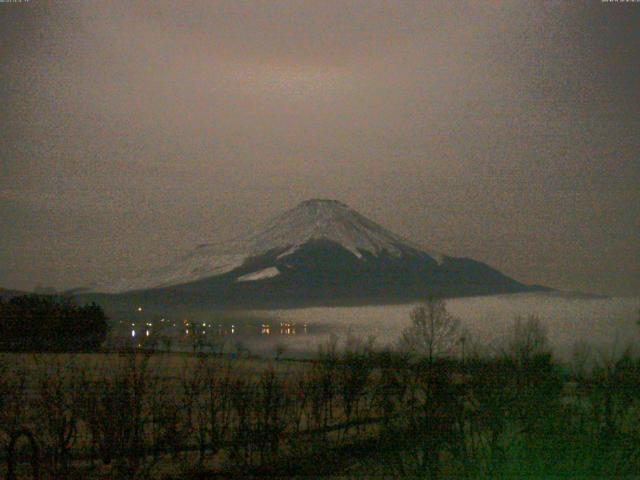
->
239;198;427;259
96;199;438;293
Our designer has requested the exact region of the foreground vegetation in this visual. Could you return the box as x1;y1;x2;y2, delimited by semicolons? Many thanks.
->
1;301;640;479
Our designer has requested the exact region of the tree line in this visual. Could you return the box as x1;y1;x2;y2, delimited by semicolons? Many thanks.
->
0;294;108;352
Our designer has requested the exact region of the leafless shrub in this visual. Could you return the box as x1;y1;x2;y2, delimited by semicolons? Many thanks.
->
504;314;551;367
502;315;562;437
310;336;340;434
392;362;463;480
227;366;290;471
32;356;81;477
372;350;409;432
570;341;593;380
0;358;29;443
179;358;210;469
254;367;288;463
78;351;160;478
204;362;233;459
336;335;374;436
588;347;640;439
227;377;256;469
1;358;34;480
148;376;185;461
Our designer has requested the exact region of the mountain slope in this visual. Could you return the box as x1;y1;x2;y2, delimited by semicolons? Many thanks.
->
90;199;545;307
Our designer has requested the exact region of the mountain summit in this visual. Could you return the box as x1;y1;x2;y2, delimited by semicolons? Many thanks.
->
92;199;544;306
225;198;435;260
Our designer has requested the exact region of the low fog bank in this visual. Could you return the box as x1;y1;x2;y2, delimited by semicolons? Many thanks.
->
251;293;640;361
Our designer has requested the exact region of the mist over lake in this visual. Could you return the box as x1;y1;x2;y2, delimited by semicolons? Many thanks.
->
244;294;640;361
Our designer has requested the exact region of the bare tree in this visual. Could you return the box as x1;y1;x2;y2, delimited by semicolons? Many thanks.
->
570;340;593;380
337;334;374;436
505;315;550;367
400;297;460;363
33;356;80;477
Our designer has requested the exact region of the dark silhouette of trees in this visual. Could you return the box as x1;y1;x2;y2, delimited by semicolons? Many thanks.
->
0;294;108;351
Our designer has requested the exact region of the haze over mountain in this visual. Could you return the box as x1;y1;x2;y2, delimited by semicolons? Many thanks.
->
88;199;546;308
0;288;26;301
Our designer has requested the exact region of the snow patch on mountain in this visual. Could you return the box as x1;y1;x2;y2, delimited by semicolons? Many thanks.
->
236;267;280;282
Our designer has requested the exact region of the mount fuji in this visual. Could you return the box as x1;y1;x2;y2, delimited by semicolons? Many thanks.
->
87;199;547;308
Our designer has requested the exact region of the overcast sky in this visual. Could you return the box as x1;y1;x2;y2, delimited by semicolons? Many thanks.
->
1;1;638;296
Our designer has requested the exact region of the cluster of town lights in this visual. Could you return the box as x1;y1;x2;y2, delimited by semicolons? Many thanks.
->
129;306;308;340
